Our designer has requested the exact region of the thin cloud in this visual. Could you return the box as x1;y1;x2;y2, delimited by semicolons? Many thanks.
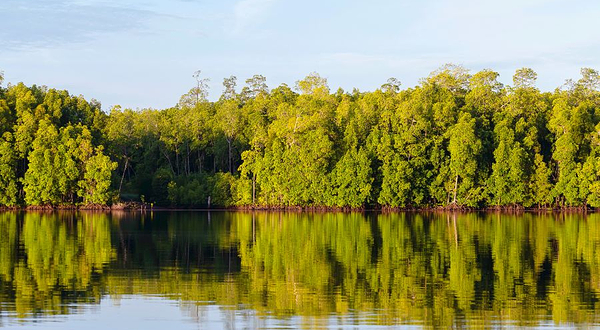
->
0;0;161;51
232;0;276;34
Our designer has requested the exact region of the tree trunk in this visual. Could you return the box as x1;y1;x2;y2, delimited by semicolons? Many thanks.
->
187;144;191;175
227;138;232;174
198;150;202;173
118;158;129;197
161;147;175;175
453;175;458;204
176;149;180;175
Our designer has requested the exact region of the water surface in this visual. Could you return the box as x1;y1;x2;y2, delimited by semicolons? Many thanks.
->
0;211;599;329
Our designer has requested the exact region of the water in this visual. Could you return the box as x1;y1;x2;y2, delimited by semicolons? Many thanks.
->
0;211;599;329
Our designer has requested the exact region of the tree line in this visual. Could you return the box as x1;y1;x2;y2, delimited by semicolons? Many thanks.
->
0;65;598;208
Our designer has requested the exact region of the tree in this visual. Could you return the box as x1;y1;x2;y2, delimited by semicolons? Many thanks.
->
221;75;238;100
22;120;64;205
549;80;596;206
530;154;553;207
579;155;600;207
78;147;117;205
513;67;537;89
0;97;13;135
329;148;373;208
179;70;210;108
242;75;268;99
215;99;244;174
381;77;401;94
374;82;458;207
22;121;97;205
448;113;482;206
295;72;329;96
0;133;18;206
489;136;512;206
104;106;141;195
426;63;470;95
577;68;600;94
465;69;504;188
488;68;549;207
579;123;600;206
10;84;40;160
490;120;529;206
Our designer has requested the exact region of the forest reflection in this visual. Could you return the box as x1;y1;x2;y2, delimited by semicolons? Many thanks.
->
1;211;599;328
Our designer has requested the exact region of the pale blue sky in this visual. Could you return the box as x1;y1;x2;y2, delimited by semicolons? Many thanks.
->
1;0;599;110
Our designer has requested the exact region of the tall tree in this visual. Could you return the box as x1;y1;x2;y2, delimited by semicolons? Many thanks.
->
448;113;482;206
221;75;238;101
179;70;210;108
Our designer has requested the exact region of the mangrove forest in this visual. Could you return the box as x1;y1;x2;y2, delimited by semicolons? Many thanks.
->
0;65;599;209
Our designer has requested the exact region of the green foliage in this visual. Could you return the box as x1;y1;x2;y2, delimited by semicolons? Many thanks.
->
580;124;600;206
448;113;482;206
0;66;599;208
22;120;66;205
580;155;600;207
513;67;538;88
329;148;373;207
21;121;110;206
78;147;118;204
549;94;597;206
530;154;553;206
0;133;18;206
0;213;113;316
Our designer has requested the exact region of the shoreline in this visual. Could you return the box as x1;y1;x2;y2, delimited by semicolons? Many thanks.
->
0;203;595;213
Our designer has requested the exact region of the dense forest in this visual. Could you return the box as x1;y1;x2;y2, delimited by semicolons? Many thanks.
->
0;65;598;209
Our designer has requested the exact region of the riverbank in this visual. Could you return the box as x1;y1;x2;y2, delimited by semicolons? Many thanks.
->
0;203;595;213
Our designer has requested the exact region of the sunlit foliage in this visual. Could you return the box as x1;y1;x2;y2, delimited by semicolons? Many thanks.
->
0;66;598;208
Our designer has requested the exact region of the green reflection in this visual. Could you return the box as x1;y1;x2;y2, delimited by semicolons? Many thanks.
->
1;211;600;328
0;212;114;318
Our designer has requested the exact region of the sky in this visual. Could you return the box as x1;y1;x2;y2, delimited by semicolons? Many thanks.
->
0;0;599;110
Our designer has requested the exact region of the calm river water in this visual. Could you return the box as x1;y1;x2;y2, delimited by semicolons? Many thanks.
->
0;211;599;329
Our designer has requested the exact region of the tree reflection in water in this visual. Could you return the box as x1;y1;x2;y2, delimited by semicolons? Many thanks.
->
0;211;600;328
